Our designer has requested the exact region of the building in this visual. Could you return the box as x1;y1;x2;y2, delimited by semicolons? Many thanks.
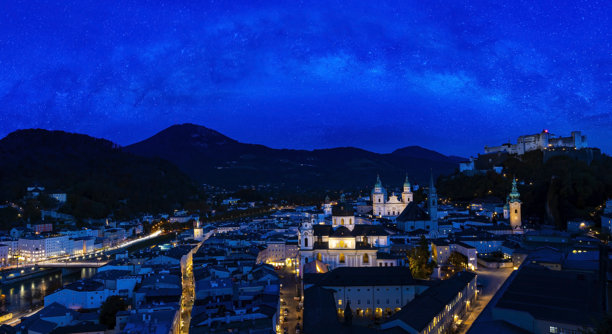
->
49;192;67;203
303;270;478;333
508;179;522;232
372;175;414;217
491;264;604;333
396;173;439;234
256;239;299;265
18;235;70;262
305;267;430;320
484;130;587;155
0;244;8;267
381;271;477;334
194;220;204;241
299;202;394;276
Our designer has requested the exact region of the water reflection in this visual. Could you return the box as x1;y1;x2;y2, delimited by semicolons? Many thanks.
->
0;268;97;314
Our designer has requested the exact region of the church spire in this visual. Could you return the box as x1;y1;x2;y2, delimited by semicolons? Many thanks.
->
404;174;411;189
429;170;436;192
428;170;438;222
509;178;520;202
375;174;382;187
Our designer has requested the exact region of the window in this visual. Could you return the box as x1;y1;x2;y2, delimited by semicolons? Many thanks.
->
339;253;345;263
304;238;309;247
338;299;342;306
549;327;558;334
378;198;381;203
317;253;322;261
341;218;344;225
363;253;369;264
515;209;518;214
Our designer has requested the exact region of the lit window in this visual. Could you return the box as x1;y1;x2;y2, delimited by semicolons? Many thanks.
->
549;327;558;334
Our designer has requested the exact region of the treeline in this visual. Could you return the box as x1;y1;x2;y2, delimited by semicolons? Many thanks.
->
438;150;612;229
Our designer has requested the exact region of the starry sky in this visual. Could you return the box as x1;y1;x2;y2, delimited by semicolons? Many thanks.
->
0;0;610;156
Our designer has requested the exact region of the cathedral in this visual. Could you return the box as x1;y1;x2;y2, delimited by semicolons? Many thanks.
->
298;201;397;277
396;173;439;233
371;175;413;217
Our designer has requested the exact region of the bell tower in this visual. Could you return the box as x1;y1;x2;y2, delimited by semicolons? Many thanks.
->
509;178;522;230
428;172;438;222
401;174;413;203
372;175;386;217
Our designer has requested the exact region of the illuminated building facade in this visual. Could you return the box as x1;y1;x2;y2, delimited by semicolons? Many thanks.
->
299;202;395;276
372;175;413;217
484;130;587;155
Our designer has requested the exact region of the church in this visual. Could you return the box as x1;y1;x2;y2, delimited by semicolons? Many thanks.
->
298;201;397;277
395;173;439;233
502;178;522;233
372;175;413;217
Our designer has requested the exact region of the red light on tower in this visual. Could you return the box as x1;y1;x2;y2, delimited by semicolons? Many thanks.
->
543;129;548;133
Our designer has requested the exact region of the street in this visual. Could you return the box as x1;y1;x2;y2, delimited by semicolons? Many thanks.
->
458;267;514;334
278;266;302;334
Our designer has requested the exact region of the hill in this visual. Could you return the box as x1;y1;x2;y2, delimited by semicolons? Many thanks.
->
125;123;461;190
0;129;199;220
437;150;612;228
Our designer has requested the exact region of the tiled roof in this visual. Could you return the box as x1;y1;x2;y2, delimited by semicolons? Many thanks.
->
396;202;430;222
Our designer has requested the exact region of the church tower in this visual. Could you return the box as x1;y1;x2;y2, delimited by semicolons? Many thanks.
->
503;195;510;219
300;217;314;250
372;175;386;217
428;172;438;222
509;178;522;230
401;174;413;204
323;195;332;216
194;219;204;241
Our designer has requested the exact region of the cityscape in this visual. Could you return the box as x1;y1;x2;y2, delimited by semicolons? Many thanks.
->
1;2;611;334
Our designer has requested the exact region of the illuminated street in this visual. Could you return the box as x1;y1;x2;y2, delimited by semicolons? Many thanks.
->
459;267;514;334
278;265;302;334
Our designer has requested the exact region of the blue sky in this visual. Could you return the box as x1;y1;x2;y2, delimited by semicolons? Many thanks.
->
0;0;610;156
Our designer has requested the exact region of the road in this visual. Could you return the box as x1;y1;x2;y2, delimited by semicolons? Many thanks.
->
458;267;514;334
278;266;302;334
1;230;163;270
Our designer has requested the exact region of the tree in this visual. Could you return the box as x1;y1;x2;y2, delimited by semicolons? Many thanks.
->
407;235;435;279
99;295;127;329
582;312;612;334
448;251;468;270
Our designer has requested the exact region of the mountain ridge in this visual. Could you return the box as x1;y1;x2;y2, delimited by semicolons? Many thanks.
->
124;123;463;189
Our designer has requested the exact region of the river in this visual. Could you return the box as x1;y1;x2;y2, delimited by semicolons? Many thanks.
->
0;232;176;317
0;268;97;314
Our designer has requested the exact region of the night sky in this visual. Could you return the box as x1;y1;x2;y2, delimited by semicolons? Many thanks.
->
0;1;610;156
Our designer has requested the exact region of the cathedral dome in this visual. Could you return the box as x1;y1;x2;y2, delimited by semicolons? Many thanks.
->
332;203;354;216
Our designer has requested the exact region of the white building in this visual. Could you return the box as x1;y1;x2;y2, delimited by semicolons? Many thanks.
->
299;202;395;276
372;175;413;217
485;130;587;155
45;278;136;310
18;235;70;262
0;244;8;267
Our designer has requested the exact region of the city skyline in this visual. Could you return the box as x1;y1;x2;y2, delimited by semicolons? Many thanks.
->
1;1;611;156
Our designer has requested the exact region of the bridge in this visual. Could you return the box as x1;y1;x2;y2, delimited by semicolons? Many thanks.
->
36;261;110;268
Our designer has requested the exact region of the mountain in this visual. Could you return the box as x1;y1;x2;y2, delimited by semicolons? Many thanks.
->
391;146;465;163
125;123;461;190
0;129;198;219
